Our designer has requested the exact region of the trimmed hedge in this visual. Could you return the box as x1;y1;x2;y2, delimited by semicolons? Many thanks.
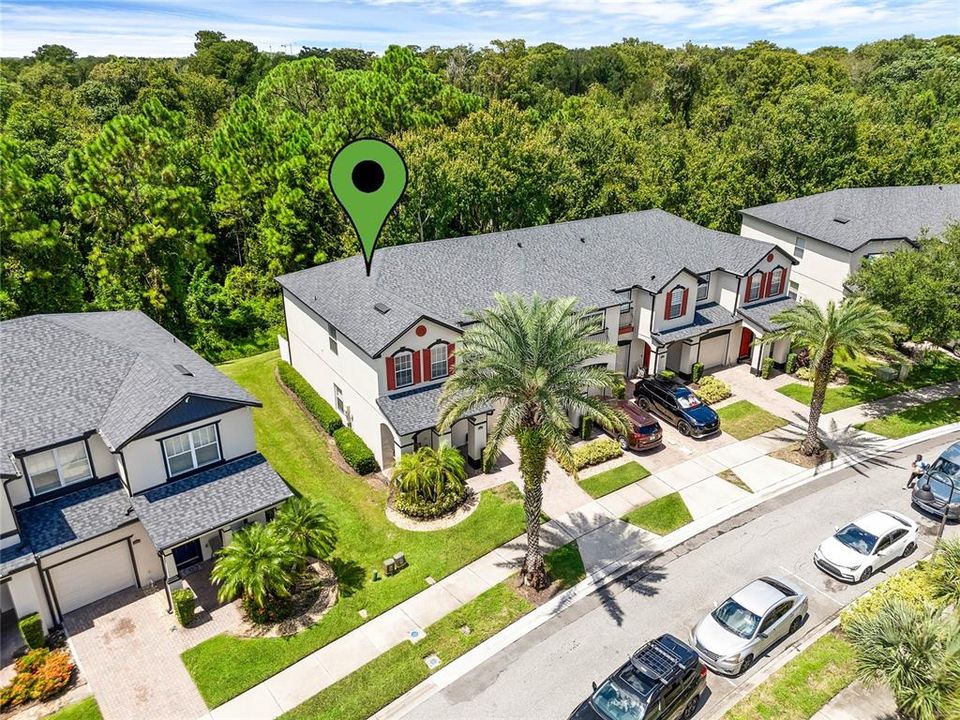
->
277;361;343;434
691;362;704;383
785;352;798;374
333;426;379;475
761;356;775;379
393;486;467;519
696;375;731;405
173;588;197;627
564;438;623;472
579;416;593;440
18;613;44;650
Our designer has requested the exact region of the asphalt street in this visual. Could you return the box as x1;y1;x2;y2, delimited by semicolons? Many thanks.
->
406;432;960;720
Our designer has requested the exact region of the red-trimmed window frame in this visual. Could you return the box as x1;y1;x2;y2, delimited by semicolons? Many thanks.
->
768;266;786;296
745;271;764;303
664;285;688;320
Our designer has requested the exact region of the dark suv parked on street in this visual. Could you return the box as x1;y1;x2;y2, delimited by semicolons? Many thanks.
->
634;378;720;437
568;634;707;720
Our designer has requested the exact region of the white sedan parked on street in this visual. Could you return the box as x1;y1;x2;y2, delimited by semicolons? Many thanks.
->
814;510;918;583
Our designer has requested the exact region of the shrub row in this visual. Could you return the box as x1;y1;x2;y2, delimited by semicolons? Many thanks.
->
333;426;380;475
564;437;623;472
696;375;731;404
840;562;935;632
277;361;343;434
394;486;467;519
0;649;74;711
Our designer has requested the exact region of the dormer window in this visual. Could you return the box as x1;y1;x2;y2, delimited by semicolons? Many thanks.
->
769;267;786;296
393;351;414;388
23;440;93;495
696;273;710;302
162;424;221;477
665;285;688;320
746;271;763;302
430;344;449;379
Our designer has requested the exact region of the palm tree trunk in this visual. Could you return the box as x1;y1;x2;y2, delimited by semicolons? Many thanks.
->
516;428;548;589
803;351;833;455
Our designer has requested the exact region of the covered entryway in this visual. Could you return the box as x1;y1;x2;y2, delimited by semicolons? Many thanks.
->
48;539;137;615
739;327;754;361
699;331;730;370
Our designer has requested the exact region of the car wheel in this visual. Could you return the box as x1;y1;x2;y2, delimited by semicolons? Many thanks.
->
618;435;629;451
637;397;651;411
789;615;803;635
739;655;755;674
678;421;692;436
860;566;873;583
903;541;917;558
682;697;699;719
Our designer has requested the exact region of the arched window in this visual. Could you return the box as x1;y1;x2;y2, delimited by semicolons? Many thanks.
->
393;350;414;388
429;342;449;379
768;267;786;296
746;271;763;302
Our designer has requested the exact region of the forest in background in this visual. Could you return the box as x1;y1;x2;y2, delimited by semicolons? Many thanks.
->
2;32;959;360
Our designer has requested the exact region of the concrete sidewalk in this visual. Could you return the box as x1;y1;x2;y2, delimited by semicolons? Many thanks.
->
811;681;897;720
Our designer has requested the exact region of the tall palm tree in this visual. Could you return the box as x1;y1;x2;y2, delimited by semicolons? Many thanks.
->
765;297;905;455
846;598;960;720
211;523;297;608
438;293;628;589
392;445;467;503
272;497;337;564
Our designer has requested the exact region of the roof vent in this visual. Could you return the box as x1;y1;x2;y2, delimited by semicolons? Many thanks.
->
374;302;391;315
174;363;193;376
517;242;522;248
833;215;851;224
580;237;586;243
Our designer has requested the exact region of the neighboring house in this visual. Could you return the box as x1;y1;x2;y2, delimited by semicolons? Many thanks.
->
0;312;292;632
739;184;960;306
277;209;796;470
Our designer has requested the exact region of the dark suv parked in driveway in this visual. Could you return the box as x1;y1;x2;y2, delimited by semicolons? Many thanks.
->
568;634;707;720
603;399;663;451
633;378;720;437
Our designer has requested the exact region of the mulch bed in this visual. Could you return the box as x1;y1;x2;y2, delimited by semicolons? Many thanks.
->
513;575;570;606
233;560;339;639
771;441;835;469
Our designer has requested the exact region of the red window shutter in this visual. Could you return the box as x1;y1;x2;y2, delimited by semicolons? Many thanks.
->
386;356;396;391
422;348;432;381
664;291;672;319
447;343;456;373
763;272;772;297
680;288;689;316
744;275;753;302
412;350;422;384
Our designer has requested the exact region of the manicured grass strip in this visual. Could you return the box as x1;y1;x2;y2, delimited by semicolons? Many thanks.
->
857;396;960;439
724;632;856;720
622;492;692;536
544;542;586;588
43;697;103;720
716;400;787;441
184;351;526;708
579;461;650;499
279;582;534;720
719;468;753;493
778;354;960;414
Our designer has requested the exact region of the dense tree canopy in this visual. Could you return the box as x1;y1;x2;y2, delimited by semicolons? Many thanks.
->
2;31;958;359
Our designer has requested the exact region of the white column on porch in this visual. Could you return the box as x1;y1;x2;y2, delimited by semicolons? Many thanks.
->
466;417;487;469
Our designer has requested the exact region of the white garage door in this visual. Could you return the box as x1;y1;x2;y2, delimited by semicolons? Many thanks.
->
49;541;136;615
699;334;729;369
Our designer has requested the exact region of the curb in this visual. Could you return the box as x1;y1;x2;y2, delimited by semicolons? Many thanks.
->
372;422;960;720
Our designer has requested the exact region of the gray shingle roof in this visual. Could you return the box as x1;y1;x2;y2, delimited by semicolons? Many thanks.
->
741;185;960;251
130;453;292;551
1;311;259;476
0;542;36;577
16;478;134;558
277;210;776;357
376;384;492;436
652;303;739;343
738;297;799;333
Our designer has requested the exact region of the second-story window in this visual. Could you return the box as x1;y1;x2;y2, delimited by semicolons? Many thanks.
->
430;344;449;378
584;312;605;335
162;424;221;477
23;440;93;495
696;273;710;301
394;351;414;388
769;267;785;296
794;237;806;259
747;271;763;302
668;290;684;319
327;322;339;355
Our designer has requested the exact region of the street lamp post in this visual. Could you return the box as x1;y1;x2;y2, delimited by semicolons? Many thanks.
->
935;475;956;552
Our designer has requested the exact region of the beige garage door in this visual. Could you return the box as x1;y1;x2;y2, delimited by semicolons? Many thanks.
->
49;541;136;615
699;333;730;369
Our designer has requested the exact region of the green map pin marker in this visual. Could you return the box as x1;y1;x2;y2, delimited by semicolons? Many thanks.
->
329;138;408;275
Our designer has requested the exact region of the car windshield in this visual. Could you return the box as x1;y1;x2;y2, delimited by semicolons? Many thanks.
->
676;394;702;410
834;524;878;555
591;680;646;720
930;457;959;478
712;599;760;639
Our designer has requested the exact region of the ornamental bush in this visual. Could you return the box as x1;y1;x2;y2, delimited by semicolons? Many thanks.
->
696;376;731;405
333;426;379;475
29;650;73;701
0;649;74;711
394;485;468;519
173;588;196;627
785;352;798;374
564;437;623;472
761;357;775;379
658;369;676;381
14;649;50;675
691;362;704;383
579;416;593;440
840;563;936;632
277;360;343;434
17;613;44;650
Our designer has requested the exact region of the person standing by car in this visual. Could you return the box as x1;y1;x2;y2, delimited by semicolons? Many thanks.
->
905;454;927;489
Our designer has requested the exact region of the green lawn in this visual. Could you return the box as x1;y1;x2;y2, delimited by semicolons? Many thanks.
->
857;396;960;439
183;351;527;708
724;632;857;720
778;354;960;414
579;461;650;499
716;400;788;441
42;697;103;720
280;581;534;720
544;542;587;587
622;492;693;535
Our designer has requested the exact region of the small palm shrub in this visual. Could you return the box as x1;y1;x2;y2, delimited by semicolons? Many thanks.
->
211;523;298;611
696;376;731;404
930;538;960;608
272;497;337;563
392;446;468;518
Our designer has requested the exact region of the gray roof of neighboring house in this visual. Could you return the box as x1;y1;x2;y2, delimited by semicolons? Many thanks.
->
1;311;259;477
130;453;292;551
277;210;778;358
376;384;493;436
0;542;36;577
16;478;135;558
738;297;799;333
741;185;960;252
652;303;739;344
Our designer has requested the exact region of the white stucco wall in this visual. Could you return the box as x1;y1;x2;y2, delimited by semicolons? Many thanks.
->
716;272;741;312
739;247;793;310
1;486;18;548
5;567;53;630
651;271;699;334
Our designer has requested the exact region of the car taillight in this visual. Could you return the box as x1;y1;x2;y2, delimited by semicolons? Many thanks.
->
699;664;707;678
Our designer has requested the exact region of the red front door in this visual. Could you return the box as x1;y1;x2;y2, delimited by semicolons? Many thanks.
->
739;328;754;360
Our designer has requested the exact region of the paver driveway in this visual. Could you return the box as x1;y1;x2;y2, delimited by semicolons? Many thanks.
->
64;568;240;720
